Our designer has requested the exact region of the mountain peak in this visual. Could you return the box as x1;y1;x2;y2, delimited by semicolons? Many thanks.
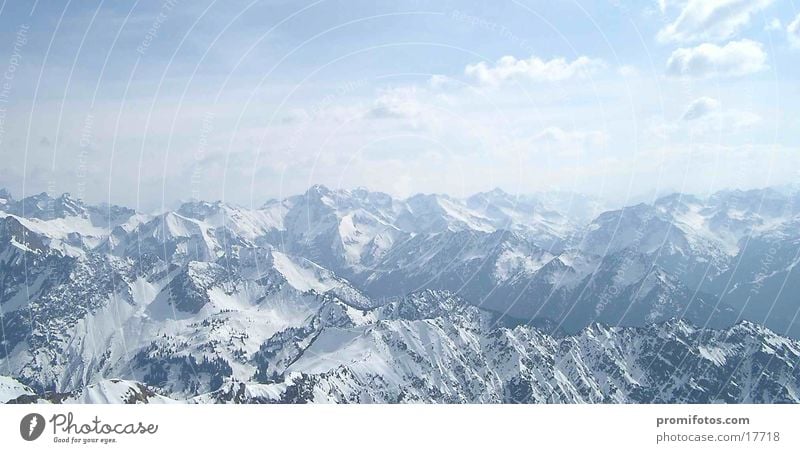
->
483;187;512;198
177;199;226;219
468;187;515;202
306;184;332;196
654;192;701;207
10;191;89;219
730;318;771;336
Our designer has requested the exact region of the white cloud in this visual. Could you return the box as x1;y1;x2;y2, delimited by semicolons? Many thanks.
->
765;18;782;32
688;106;761;132
280;108;311;124
530;126;608;157
788;14;800;47
658;0;773;43
428;74;457;89
649;100;761;141
682;97;720;121
666;39;767;78
718;109;761;128
366;86;424;119
618;65;640;77
361;85;451;132
465;55;606;86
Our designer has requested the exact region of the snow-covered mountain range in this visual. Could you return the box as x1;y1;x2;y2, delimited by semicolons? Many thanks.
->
1;185;799;403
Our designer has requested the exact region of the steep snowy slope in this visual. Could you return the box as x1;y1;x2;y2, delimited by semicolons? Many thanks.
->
59;380;180;404
712;216;800;337
0;228;375;398
2;185;800;404
0;376;35;403
188;292;800;404
465;188;582;249
0;192;139;252
356;229;554;311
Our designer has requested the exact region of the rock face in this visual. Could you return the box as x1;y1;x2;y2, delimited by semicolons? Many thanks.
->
1;186;799;403
5;303;800;404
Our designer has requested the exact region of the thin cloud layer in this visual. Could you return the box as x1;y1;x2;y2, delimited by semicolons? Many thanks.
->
682;97;720;121
367;87;425;119
531;126;608;158
0;1;796;208
658;0;773;43
789;14;800;47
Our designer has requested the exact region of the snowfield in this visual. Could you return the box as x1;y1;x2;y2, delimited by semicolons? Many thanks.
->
1;185;799;403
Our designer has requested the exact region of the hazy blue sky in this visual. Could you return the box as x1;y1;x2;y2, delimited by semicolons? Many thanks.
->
0;0;798;210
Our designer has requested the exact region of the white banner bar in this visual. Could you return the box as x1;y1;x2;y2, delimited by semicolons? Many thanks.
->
1;404;798;452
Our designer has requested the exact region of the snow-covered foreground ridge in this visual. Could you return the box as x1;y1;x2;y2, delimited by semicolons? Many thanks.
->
4;313;800;404
1;185;799;403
